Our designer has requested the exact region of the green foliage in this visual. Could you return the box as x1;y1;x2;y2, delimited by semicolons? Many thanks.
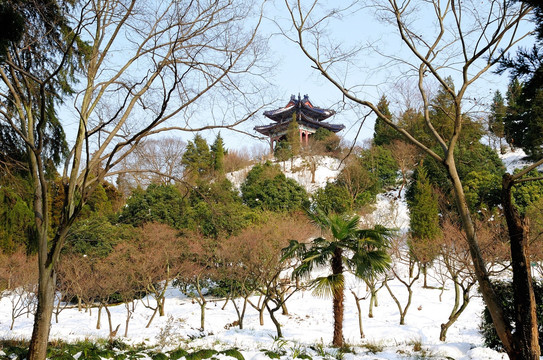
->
312;183;352;215
119;184;187;228
480;280;543;351
420;143;505;211
65;214;137;257
463;170;502;211
168;348;189;360
210;133;227;174
274;140;292;161
185;349;218;360
241;161;309;212
220;349;245;360
182;134;214;180
312;127;341;155
373;95;399;146
357;145;399;190
287;114;301;157
185;178;257;237
511;168;543;215
0;184;34;252
489;90;507;147
429;77;484;144
407;166;441;265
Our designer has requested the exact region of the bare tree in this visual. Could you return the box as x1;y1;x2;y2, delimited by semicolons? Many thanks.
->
384;234;420;326
133;222;181;328
0;250;38;330
120;137;187;189
217;213;316;330
282;1;537;358
0;0;268;358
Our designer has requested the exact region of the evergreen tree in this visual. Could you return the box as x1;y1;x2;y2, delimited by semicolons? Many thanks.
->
489;90;507;153
182;134;213;180
286;113;301;156
407;165;441;287
211;133;226;174
373;95;397;146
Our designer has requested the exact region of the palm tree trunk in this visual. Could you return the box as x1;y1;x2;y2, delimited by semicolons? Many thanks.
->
331;248;344;347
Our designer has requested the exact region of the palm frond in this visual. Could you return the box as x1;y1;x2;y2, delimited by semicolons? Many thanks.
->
281;239;307;262
311;274;344;299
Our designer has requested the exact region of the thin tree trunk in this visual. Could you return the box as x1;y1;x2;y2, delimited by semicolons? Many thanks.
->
266;302;282;338
97;305;102;329
440;280;472;341
350;290;365;339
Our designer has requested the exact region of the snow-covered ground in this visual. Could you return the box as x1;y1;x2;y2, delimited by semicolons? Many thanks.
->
1;154;525;359
0;191;509;360
0;257;503;359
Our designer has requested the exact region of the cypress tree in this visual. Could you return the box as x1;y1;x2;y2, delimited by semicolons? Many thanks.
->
408;164;441;287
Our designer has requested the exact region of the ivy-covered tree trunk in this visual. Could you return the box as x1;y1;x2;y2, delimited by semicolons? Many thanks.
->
502;174;540;360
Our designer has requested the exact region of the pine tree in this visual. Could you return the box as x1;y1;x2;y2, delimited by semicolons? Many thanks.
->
182;134;213;180
211;133;226;174
408;165;441;287
286;113;301;156
489;90;507;153
373;95;397;146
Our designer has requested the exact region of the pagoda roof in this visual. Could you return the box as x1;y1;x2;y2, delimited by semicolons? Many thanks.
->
254;112;345;136
263;94;335;122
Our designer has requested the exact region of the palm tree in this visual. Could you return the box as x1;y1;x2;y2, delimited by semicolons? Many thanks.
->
282;211;393;347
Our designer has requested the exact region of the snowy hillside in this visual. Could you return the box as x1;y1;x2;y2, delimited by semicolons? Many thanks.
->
226;156;343;194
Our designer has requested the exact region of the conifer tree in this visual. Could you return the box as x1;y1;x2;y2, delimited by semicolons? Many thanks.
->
182;134;213;180
373;95;397;146
211;133;226;174
286;113;301;156
408;165;441;288
489;90;507;153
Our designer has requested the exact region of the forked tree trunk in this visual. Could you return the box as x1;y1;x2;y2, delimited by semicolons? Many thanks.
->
502;174;540;360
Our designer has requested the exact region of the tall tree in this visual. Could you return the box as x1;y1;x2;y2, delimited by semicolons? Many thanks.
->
182;134;213;181
0;1;266;358
284;1;537;358
211;133;226;174
489;90;508;153
407;165;442;288
282;212;392;347
373;95;397;146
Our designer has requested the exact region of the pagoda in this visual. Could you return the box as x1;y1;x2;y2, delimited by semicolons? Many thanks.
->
255;94;345;152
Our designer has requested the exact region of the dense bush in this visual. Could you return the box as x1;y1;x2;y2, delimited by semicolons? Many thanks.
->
241;161;309;212
312;183;352;214
480;280;543;351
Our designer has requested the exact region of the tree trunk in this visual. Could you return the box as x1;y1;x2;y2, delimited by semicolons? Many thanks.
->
266;302;282;338
331;248;344;347
351;291;365;339
445;156;519;356
28;266;56;360
502;174;540;360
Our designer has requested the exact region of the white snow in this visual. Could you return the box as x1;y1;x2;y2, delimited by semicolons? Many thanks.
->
226;156;343;194
2;152;530;359
0;261;504;359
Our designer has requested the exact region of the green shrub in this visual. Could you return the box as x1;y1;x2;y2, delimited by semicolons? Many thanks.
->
241;161;309;212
